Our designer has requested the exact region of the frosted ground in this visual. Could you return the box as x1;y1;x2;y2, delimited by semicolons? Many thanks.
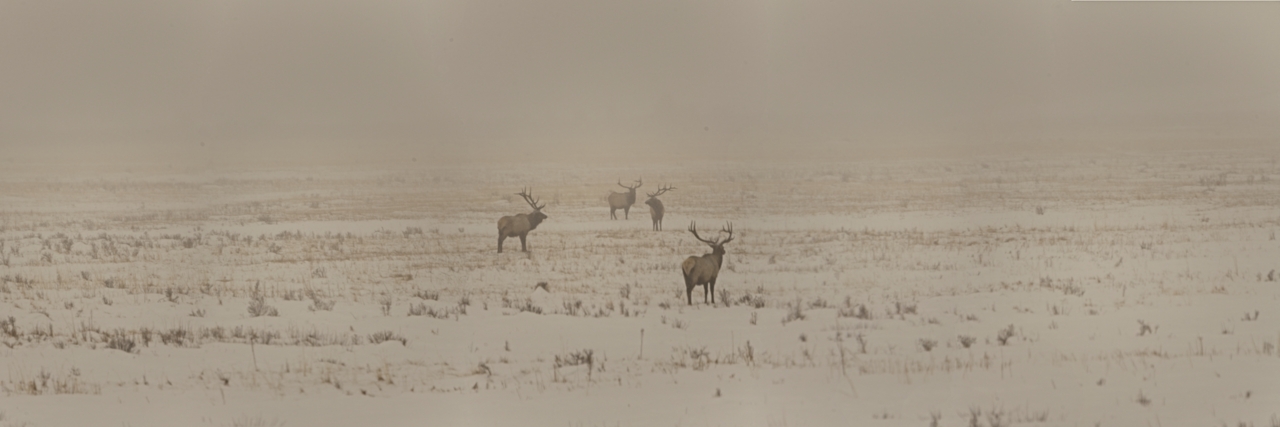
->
1;150;1278;426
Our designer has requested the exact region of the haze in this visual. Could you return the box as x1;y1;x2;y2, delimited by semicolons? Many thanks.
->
1;0;1277;167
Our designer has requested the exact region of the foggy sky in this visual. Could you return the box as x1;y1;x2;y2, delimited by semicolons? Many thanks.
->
1;0;1277;166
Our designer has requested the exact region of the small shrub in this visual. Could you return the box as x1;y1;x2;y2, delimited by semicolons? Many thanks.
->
986;406;1007;427
554;349;595;379
247;296;278;317
189;308;206;317
968;407;982;427
739;341;754;364
414;289;440;300
280;289;305;301
1;316;18;339
958;335;976;348
838;304;872;320
742;294;766;308
138;328;152;346
562;299;583;316
407;303;453;319
230;414;286;427
782;301;805;325
308;297;336;312
379;296;393;316
678;347;710;371
159;328;191;346
895;301;917;315
106;331;135;353
919;338;937;352
996;324;1015;345
517;299;542;315
368;330;407;345
1137;320;1157;336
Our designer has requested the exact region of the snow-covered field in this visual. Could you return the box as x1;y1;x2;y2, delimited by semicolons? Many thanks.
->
1;151;1278;427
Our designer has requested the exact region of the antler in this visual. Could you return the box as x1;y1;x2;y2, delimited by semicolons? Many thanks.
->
719;222;734;245
618;178;643;190
647;184;676;198
516;187;545;211
687;221;721;245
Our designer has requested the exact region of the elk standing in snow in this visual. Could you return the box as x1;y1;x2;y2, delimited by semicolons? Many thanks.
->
681;221;734;305
644;184;675;231
497;188;547;253
607;178;643;220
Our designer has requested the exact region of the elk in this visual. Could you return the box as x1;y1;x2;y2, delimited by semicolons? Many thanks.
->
643;184;675;231
681;221;734;305
607;178;643;220
497;188;547;253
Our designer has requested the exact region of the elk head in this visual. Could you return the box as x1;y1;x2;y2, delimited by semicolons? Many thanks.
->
617;178;642;204
644;184;675;206
517;187;547;225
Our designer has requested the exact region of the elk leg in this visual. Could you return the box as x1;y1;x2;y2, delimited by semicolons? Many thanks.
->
709;278;717;304
497;234;506;253
610;208;616;220
685;277;694;305
624;206;630;219
519;234;528;252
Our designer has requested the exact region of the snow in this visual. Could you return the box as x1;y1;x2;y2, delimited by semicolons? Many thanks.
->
1;151;1278;426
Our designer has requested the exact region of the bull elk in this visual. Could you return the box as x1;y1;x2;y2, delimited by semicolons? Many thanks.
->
497;188;547;253
607;178;642;220
681;221;734;305
644;184;675;231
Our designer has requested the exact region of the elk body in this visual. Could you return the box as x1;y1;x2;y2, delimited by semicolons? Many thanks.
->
497;188;547;253
644;184;675;231
607;178;642;220
681;221;734;305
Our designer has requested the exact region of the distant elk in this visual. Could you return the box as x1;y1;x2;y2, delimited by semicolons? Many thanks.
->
497;188;547;253
643;184;675;231
607;178;643;220
681;221;734;305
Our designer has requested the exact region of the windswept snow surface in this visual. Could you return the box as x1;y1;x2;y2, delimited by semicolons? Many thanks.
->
1;152;1278;426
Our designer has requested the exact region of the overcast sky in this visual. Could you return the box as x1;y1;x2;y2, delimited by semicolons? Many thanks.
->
1;0;1277;166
